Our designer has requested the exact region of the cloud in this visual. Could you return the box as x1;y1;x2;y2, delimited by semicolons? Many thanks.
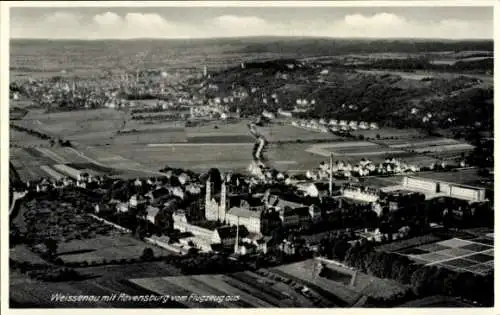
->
10;11;493;40
323;12;493;39
93;12;121;26
344;13;406;28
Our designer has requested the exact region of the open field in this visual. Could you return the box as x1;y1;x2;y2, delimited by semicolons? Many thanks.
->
413;143;474;153
306;142;405;157
107;142;328;172
10;127;48;147
10;276;185;308
304;141;439;166
351;127;425;139
111;130;188;145
186;120;342;143
130;269;327;308
10;148;57;181
74;145;151;170
56;235;173;265
355;69;492;86
123;120;186;132
385;138;461;148
10;245;52;266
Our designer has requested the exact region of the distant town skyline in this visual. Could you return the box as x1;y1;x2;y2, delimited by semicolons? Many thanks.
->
10;6;494;40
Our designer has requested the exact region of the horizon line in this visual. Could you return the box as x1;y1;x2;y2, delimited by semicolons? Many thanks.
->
9;35;494;41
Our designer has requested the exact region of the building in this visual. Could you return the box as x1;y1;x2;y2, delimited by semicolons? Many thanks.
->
394;176;487;202
226;207;264;234
173;210;214;252
130;194;148;208
341;184;380;203
278;108;293;117
266;195;320;228
204;177;228;222
212;225;249;249
145;206;161;225
116;202;129;213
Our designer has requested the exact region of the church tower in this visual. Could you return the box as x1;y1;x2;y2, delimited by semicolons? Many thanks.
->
205;177;217;220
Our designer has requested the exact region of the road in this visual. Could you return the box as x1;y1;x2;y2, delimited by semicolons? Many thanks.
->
10;191;27;216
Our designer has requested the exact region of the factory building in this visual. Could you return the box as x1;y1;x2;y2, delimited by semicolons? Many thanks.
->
397;176;486;202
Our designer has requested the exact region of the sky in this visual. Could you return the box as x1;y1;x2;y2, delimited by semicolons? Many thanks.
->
10;6;494;40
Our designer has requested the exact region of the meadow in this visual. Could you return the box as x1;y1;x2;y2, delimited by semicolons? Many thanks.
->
130;268;333;308
56;235;173;265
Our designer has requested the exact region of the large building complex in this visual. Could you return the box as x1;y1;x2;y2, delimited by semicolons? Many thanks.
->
383;176;487;202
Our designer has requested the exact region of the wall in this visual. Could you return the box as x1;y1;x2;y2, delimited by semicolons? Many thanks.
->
226;214;261;234
450;185;482;202
403;177;438;192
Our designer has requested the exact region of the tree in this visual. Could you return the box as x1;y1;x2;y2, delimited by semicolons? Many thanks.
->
44;238;59;259
207;168;222;193
410;266;437;296
332;239;350;261
141;247;155;261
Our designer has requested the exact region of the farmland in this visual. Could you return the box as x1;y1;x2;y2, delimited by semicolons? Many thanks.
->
56;235;173;265
10;99;477;176
185;120;342;143
350;127;424;139
10;148;53;181
130;262;361;308
108;142;325;172
306;141;405;157
380;234;494;276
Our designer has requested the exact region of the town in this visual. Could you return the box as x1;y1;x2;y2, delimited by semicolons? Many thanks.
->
9;13;494;309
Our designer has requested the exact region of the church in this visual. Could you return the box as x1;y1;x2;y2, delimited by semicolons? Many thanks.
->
204;175;229;222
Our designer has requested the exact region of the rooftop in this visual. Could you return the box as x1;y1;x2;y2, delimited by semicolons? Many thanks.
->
227;207;262;219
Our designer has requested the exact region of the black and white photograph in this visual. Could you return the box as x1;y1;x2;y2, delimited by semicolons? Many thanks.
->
4;1;495;310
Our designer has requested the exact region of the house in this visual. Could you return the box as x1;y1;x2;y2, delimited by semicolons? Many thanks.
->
147;187;170;202
94;203;113;214
236;243;257;255
146;206;161;225
168;186;185;199
266;195;315;228
212;225;249;248
130;194;148;208
78;172;90;182
278;108;292;117
226;207;263;234
116;202;129;213
52;180;64;189
173;210;214;252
